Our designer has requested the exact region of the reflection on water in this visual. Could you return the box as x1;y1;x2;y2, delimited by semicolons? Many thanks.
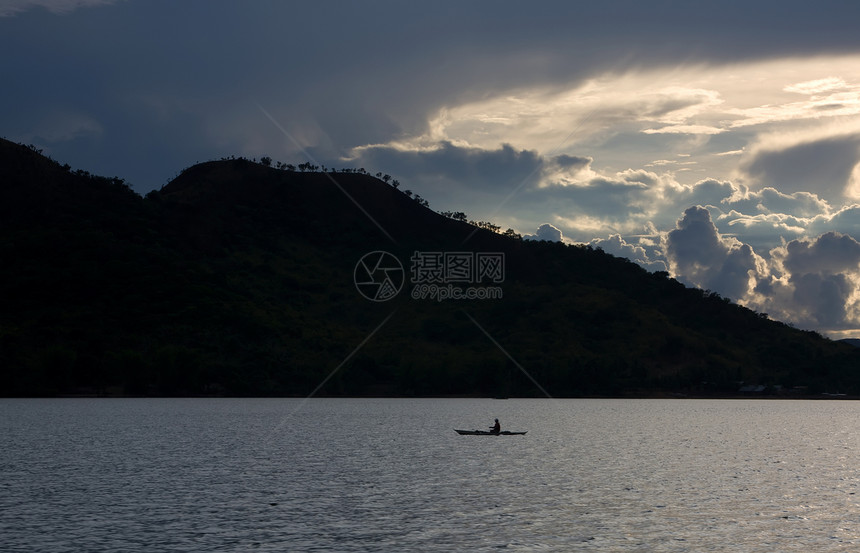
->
2;398;860;551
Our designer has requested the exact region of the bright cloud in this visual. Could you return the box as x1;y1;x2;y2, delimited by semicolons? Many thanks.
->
357;55;860;158
523;223;564;242
784;77;848;95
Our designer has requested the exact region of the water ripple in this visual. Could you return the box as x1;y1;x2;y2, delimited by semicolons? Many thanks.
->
3;398;860;551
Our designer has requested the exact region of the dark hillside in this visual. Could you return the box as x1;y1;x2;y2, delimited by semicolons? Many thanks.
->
1;138;858;397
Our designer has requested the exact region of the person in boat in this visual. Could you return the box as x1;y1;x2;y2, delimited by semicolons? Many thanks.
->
490;418;501;434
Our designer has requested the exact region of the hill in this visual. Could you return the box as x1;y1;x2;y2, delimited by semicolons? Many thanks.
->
1;138;858;397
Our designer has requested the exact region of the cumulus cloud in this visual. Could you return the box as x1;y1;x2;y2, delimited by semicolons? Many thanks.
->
573;203;860;336
664;206;766;301
523;223;564;242
753;232;860;330
780;231;860;275
589;233;668;272
567;204;860;336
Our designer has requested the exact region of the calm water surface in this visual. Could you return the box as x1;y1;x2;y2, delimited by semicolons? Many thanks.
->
2;398;860;552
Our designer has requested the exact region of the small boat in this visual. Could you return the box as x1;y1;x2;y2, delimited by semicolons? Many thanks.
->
454;429;527;435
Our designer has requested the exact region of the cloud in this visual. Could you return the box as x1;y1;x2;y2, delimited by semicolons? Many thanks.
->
715;149;744;156
784;77;849;95
346;133;860;318
351;55;860;191
725;187;830;218
740;133;860;198
789;272;854;327
552;154;592;171
351;141;541;192
589;233;668;272
523;223;564;242
664;206;766;301
717;212;808;249
579;204;860;336
756;232;860;329
542;177;650;220
371;77;728;162
642;124;724;135
606;201;860;339
808;205;860;238
780;231;860;275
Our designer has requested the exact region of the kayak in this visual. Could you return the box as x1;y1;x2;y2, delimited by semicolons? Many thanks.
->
454;429;527;435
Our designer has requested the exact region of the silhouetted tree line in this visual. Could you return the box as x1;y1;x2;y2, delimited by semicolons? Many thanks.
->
204;154;417;204
214;154;407;190
438;211;522;240
14;141;132;192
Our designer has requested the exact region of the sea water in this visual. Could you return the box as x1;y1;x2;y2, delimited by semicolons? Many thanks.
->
2;398;860;552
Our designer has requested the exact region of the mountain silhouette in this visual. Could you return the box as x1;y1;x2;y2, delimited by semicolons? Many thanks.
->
1;138;858;397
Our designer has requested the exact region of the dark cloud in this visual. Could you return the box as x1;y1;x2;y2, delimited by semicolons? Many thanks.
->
552;154;592;171
809;206;860;239
761;232;860;329
353;141;542;191
666;206;724;269
791;272;853;327
710;244;762;302
781;231;860;275
665;206;763;301
742;136;860;199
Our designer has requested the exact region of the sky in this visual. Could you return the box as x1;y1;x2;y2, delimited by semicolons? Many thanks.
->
5;1;860;339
